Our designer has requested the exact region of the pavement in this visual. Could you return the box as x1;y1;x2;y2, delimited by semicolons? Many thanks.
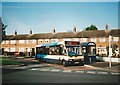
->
1;56;120;73
85;62;120;73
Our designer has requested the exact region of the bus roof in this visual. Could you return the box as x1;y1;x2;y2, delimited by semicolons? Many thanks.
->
36;41;65;47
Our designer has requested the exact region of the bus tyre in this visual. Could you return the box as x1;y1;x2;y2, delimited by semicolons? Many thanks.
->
62;60;67;67
79;60;84;66
39;58;43;62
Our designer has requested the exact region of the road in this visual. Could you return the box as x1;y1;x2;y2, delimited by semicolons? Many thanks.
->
2;64;120;83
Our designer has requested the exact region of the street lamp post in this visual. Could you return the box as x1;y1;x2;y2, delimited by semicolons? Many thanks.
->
109;35;112;67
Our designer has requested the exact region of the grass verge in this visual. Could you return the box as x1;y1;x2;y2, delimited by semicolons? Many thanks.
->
0;57;20;65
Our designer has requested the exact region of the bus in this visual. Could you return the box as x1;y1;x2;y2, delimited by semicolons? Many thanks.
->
35;41;84;66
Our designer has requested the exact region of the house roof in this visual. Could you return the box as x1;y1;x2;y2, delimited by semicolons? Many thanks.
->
3;29;120;40
3;35;14;40
29;33;52;39
10;34;31;40
75;30;108;38
50;32;75;39
109;29;120;37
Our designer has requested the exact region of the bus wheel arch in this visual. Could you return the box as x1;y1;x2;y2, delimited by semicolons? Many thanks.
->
58;58;62;65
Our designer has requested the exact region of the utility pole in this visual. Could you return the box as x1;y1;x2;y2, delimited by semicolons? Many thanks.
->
109;35;112;67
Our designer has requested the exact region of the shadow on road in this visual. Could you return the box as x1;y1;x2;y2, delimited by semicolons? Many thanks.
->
2;68;24;74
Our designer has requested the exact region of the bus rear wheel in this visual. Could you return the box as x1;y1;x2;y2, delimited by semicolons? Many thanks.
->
39;58;43;62
62;60;67;67
79;60;84;66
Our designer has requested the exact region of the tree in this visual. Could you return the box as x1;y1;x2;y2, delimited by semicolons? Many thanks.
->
85;24;98;30
2;23;7;39
106;43;118;57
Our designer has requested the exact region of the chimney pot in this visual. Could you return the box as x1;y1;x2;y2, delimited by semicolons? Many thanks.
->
30;29;32;34
105;24;109;33
14;30;17;36
53;28;55;34
73;26;76;33
106;24;108;30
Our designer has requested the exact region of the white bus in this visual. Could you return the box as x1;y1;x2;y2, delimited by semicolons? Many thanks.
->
35;41;84;66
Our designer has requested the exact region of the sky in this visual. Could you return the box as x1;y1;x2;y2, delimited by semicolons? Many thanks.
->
1;1;119;35
2;0;120;2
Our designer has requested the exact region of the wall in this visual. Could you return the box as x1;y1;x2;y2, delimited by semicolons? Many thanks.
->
102;57;120;63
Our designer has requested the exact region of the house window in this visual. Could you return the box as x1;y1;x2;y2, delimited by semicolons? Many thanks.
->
113;37;119;42
19;40;25;44
32;40;36;43
90;38;96;42
26;40;30;44
64;38;71;41
99;38;106;42
45;39;49;43
1;41;5;44
52;39;58;42
6;40;9;44
26;48;30;52
19;48;24;52
10;40;16;44
5;48;9;52
81;38;87;42
38;39;43;43
10;48;15;52
73;38;79;41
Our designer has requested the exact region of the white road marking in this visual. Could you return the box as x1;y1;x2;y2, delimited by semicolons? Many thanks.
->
29;68;39;71
50;69;61;72
28;64;47;68
111;73;120;75
87;71;96;74
14;66;28;69
39;69;50;71
28;67;119;75
75;71;84;73
98;72;108;74
63;70;72;73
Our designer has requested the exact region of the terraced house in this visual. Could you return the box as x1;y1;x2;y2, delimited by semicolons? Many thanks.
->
1;26;120;58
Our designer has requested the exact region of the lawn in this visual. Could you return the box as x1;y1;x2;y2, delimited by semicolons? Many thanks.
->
0;57;20;65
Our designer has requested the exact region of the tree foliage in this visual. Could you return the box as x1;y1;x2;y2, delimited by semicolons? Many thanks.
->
2;23;7;38
106;43;118;55
85;24;98;30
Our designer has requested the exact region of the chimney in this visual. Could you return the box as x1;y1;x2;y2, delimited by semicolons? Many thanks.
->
53;28;55;34
105;24;109;33
73;26;76;33
30;29;32;34
14;30;17;36
106;24;108;30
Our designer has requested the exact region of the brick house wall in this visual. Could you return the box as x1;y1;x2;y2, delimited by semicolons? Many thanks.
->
1;29;120;57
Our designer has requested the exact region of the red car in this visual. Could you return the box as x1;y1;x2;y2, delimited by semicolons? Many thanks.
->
14;52;20;57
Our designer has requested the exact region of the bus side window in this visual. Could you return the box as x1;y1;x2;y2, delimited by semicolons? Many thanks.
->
59;46;64;55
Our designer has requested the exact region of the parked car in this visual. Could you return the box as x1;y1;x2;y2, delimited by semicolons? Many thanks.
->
14;52;20;57
96;56;104;62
